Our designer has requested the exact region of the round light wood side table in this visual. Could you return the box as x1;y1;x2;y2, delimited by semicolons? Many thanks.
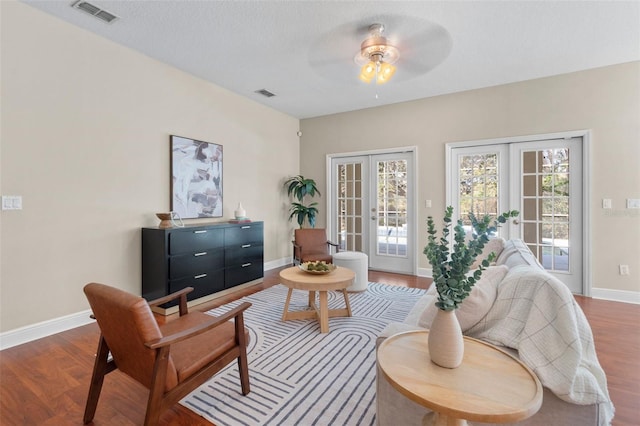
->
377;330;543;426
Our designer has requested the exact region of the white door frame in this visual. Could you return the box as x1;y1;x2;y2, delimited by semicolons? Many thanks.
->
326;146;418;275
445;130;592;296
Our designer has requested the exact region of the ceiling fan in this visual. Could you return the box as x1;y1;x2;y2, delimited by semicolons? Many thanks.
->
308;16;452;86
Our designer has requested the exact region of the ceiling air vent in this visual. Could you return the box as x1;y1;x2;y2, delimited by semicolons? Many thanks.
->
255;89;276;98
71;0;119;24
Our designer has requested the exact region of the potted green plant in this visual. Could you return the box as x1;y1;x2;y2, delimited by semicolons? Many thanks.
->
284;175;321;228
423;206;519;368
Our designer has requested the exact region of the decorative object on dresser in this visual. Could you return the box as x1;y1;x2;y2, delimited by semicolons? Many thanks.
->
142;221;263;314
170;135;223;219
423;206;518;368
155;211;184;229
156;212;173;229
234;202;246;219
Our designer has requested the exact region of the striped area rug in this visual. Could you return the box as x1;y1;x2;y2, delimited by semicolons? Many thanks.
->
180;282;425;426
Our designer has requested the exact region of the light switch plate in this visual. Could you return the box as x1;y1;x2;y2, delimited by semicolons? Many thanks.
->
602;198;612;209
627;198;640;209
1;196;12;210
1;195;22;210
12;196;22;210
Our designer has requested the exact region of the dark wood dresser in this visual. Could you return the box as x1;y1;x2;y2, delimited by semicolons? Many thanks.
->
142;221;263;311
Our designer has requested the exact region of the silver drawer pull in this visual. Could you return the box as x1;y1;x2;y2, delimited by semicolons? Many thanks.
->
241;226;251;229
194;230;207;234
241;244;251;248
194;274;207;279
241;263;252;268
194;252;207;256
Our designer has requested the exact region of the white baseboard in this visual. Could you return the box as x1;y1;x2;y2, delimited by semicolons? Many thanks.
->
0;309;94;351
0;258;294;351
264;257;291;271
591;288;640;304
417;267;433;278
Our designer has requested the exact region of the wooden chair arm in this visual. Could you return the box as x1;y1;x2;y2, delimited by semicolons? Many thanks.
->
145;302;252;349
147;287;194;308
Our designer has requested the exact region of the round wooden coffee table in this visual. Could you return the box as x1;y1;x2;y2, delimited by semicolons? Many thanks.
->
378;330;542;426
279;266;354;333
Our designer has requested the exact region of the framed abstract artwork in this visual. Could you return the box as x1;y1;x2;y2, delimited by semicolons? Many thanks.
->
170;135;223;219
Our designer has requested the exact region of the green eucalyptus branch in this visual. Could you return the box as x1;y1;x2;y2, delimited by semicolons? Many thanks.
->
423;207;519;311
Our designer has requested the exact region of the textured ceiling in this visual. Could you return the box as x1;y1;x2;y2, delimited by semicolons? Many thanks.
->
21;0;640;119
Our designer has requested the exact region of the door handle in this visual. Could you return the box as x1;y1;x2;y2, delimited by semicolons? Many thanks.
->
371;216;376;220
513;219;520;225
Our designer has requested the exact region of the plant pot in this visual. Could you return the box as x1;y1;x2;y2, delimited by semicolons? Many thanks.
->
428;308;464;368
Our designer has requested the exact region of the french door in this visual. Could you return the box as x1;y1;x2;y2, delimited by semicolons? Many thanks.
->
329;151;415;274
450;136;585;294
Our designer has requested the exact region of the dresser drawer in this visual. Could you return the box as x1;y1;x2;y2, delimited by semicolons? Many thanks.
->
169;249;224;280
169;227;223;255
225;244;263;266
168;269;225;303
225;261;263;288
225;223;263;246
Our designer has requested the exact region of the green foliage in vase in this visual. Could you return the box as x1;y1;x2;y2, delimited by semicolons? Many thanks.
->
424;206;519;311
284;175;321;228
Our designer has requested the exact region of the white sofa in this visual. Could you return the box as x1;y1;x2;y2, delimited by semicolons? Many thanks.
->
376;239;614;426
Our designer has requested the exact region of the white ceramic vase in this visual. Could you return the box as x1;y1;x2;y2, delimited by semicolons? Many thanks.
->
234;202;246;219
428;308;464;368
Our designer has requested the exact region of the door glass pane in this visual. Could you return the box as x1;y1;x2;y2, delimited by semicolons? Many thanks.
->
376;159;407;257
336;161;363;251
457;152;499;228
521;148;570;272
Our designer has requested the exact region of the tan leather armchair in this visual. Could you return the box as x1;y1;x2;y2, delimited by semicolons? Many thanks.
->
83;283;251;425
292;228;339;265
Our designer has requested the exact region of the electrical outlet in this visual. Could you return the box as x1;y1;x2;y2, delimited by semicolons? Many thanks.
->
619;265;630;276
425;199;432;208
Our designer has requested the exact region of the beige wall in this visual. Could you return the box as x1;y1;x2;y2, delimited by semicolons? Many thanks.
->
0;2;299;332
300;61;640;294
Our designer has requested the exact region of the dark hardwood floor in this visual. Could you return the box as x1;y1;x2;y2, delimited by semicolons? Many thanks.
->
0;267;637;425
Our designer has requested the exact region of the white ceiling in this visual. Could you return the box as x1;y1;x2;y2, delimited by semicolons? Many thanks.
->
21;0;640;119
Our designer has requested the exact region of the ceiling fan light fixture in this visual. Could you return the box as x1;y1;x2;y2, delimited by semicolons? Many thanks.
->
355;24;400;85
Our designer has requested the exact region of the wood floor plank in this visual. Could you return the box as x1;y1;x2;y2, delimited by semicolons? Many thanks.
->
0;267;637;425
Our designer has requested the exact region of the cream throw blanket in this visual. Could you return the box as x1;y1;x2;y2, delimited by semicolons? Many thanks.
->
465;265;614;425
